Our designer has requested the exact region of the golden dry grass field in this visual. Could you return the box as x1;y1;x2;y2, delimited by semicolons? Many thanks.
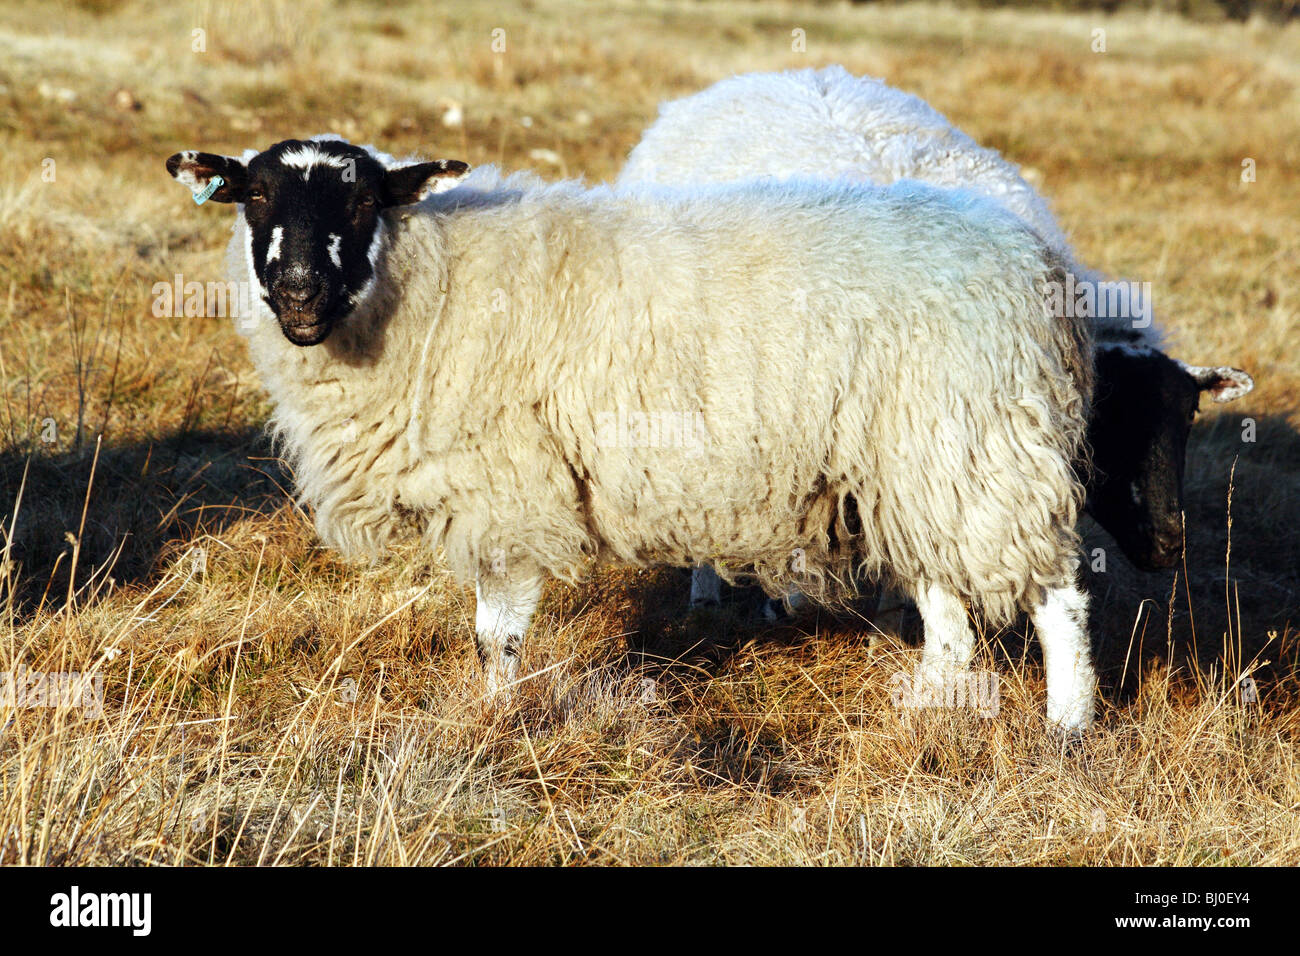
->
0;0;1297;866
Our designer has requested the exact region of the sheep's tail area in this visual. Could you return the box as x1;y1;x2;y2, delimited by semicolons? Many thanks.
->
740;256;1094;627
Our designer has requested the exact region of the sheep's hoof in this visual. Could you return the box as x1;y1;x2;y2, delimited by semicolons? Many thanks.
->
480;666;519;709
1045;720;1090;753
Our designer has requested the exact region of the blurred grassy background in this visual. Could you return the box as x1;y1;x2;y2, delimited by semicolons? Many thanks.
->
0;0;1296;865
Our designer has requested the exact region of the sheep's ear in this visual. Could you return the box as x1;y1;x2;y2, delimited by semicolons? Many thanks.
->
1178;361;1255;404
381;160;470;206
165;151;248;203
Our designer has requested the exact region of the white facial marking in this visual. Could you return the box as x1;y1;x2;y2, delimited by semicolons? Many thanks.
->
242;220;269;336
279;145;351;172
327;233;342;269
348;219;385;307
266;226;283;263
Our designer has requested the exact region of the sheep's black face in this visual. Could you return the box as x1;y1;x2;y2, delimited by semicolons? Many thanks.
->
243;140;392;345
1086;346;1252;571
166;138;469;346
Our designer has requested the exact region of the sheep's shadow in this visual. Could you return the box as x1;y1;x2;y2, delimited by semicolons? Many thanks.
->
619;566;893;672
0;426;291;619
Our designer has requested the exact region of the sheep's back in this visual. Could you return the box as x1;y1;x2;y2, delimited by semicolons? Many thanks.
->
619;66;1072;266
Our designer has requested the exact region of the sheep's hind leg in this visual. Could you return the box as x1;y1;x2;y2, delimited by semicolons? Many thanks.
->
1031;581;1096;734
761;587;806;622
915;582;977;688
692;565;806;621
474;567;544;702
689;566;723;608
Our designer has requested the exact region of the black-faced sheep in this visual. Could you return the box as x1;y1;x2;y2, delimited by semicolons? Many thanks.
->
167;135;1098;730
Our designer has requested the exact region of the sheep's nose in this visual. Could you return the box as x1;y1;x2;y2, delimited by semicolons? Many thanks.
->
1149;529;1183;567
277;277;323;305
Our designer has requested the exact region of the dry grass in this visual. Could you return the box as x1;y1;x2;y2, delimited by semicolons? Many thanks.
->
0;0;1297;865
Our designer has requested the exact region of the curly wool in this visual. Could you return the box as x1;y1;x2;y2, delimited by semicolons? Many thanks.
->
618;65;1160;350
229;168;1092;625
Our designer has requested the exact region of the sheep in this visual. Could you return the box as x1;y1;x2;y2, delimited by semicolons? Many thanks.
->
166;134;1098;731
618;66;1254;592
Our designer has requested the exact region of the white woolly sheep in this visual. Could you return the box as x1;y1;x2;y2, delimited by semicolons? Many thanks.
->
167;134;1098;731
618;66;1254;591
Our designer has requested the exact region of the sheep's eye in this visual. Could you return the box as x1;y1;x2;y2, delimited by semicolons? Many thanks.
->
247;188;266;203
357;194;377;209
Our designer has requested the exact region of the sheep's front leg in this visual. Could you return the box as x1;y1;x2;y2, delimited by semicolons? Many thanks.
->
915;582;977;685
1031;582;1096;734
474;567;544;701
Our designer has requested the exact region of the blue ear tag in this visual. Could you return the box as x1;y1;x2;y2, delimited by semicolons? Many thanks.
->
194;175;224;205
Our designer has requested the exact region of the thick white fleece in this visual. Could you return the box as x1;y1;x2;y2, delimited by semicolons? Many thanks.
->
230;167;1092;624
618;65;1160;348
